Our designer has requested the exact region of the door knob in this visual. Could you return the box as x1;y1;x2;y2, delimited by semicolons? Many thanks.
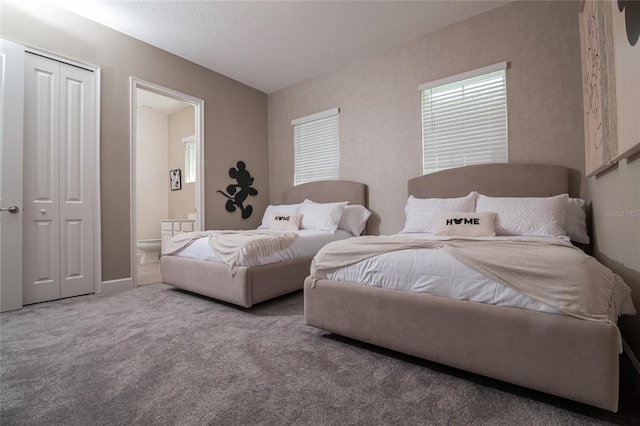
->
0;206;19;213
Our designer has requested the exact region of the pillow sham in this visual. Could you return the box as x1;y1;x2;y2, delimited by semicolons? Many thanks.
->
299;201;348;232
475;193;568;237
338;205;372;236
258;204;300;229
270;212;303;231
433;212;497;237
565;197;590;244
400;192;478;233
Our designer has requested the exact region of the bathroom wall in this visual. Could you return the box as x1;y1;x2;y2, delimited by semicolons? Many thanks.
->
136;107;169;240
168;106;196;220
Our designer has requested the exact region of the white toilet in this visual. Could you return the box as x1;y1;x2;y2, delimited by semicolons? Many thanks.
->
137;239;161;264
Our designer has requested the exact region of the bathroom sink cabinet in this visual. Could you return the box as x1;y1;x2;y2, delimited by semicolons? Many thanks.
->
161;220;195;252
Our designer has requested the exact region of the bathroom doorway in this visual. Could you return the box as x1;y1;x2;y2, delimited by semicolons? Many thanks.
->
130;78;204;287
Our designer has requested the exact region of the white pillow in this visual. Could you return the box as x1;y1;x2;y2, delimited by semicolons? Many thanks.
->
433;212;497;237
270;212;303;231
299;201;348;232
258;204;300;229
475;193;568;237
565;197;590;244
338;205;372;236
400;192;478;233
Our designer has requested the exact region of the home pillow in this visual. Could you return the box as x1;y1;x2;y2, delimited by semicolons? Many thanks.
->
400;192;478;233
433;212;497;237
475;193;568;237
565;197;590;244
270;212;303;231
338;205;372;236
299;201;348;232
258;204;301;229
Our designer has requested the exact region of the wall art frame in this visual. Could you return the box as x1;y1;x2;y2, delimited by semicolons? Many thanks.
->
579;0;619;177
170;168;182;191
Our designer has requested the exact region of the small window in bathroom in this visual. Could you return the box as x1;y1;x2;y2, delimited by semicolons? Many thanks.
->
183;135;196;183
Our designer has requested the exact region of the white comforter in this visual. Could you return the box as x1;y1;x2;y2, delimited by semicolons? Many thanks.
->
318;234;637;317
174;229;353;267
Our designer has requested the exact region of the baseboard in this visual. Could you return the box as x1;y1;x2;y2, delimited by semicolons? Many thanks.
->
622;338;640;399
100;278;133;294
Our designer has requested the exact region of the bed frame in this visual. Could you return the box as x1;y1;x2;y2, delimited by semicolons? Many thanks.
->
304;163;620;412
161;180;367;308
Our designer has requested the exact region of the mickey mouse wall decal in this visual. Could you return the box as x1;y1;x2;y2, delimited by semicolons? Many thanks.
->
217;161;258;219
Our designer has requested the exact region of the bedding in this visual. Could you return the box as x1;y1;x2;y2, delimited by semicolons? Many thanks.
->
172;229;353;266
311;234;635;328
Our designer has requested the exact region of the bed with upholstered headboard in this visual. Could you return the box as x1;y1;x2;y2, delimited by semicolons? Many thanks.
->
161;180;368;308
304;164;633;412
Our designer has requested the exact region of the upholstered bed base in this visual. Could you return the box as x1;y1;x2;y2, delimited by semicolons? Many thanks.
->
161;255;313;308
304;278;620;412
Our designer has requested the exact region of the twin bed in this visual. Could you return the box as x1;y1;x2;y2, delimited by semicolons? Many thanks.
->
161;164;634;412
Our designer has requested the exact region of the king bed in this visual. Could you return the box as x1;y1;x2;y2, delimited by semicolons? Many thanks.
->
161;180;368;308
304;163;634;412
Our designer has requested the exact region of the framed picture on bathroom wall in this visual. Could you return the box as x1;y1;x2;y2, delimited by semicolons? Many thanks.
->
170;169;182;191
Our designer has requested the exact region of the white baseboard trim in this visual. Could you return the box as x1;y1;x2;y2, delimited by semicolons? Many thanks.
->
100;278;133;294
623;339;640;376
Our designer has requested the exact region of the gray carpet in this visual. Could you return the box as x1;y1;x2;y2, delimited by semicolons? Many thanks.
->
1;283;638;426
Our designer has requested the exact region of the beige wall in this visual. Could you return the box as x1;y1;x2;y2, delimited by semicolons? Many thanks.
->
268;0;585;235
589;160;640;361
136;107;169;240
168;106;196;220
1;1;269;282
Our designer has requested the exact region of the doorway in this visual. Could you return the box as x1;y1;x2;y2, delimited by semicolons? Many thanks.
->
130;79;204;287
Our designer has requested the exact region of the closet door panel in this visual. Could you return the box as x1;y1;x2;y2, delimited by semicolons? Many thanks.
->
23;53;60;304
59;63;94;299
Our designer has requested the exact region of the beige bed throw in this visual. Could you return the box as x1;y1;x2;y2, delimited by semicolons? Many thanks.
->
310;236;631;325
163;230;297;275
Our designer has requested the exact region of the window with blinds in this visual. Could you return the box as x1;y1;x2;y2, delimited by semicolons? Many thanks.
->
292;108;340;185
183;135;196;183
420;62;508;175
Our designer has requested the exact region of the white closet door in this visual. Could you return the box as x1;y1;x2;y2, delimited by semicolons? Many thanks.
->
23;53;95;304
59;63;94;298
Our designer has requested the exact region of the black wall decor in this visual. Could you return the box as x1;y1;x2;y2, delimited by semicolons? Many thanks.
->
217;161;258;219
618;0;640;46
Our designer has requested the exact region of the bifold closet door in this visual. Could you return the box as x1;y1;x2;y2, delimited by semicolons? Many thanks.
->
23;53;95;305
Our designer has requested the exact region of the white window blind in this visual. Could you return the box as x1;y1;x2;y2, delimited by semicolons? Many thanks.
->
420;62;508;175
292;108;339;185
183;135;196;183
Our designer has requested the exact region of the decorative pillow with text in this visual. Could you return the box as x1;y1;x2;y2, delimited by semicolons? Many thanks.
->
433;212;497;237
270;213;303;231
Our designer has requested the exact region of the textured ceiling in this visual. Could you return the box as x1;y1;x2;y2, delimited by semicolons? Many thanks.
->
49;0;510;94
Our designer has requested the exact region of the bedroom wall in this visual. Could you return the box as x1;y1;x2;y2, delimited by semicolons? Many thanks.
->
1;0;269;283
136;107;169;240
168;106;196;221
268;0;585;235
589;160;640;373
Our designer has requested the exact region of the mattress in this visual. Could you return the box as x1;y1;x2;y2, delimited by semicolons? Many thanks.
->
318;234;636;317
173;229;353;267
